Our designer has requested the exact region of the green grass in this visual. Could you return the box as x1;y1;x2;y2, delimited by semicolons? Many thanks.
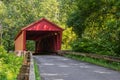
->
34;61;41;80
64;53;120;71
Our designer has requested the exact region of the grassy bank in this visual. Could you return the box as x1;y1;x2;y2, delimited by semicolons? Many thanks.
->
34;61;41;80
63;53;120;71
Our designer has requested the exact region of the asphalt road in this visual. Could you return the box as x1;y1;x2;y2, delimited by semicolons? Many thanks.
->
33;55;120;80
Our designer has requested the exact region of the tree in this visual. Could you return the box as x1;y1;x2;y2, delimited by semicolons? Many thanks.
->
0;0;77;51
67;0;103;37
67;0;120;56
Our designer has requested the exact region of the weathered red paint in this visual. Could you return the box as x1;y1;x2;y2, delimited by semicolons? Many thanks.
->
15;18;64;53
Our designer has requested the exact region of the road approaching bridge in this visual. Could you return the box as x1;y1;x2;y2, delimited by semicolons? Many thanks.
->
34;55;120;80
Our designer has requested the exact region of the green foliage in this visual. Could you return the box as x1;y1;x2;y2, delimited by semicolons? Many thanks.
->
62;27;76;50
71;38;116;56
0;46;23;80
26;40;35;51
34;61;41;80
0;0;77;51
67;0;101;37
67;0;120;56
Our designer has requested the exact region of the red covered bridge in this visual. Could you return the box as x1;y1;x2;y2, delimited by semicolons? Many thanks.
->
15;18;63;54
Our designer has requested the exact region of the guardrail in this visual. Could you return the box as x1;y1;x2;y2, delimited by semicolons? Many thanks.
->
29;52;35;80
17;51;35;80
58;50;120;63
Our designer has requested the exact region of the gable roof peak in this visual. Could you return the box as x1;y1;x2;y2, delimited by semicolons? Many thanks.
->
22;18;64;31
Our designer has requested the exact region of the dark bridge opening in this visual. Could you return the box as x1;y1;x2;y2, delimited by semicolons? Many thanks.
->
36;34;56;53
26;31;61;54
15;18;63;54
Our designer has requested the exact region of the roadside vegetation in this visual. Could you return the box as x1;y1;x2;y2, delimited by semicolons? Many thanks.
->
0;46;23;80
67;0;120;57
34;61;41;80
64;53;120;71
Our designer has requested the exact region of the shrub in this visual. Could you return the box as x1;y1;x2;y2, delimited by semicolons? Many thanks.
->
0;46;23;80
70;38;117;56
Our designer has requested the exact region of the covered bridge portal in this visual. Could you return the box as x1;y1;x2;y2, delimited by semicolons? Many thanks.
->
15;18;63;54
